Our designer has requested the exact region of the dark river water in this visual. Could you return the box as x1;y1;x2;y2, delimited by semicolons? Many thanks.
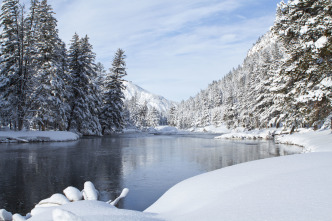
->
0;133;302;215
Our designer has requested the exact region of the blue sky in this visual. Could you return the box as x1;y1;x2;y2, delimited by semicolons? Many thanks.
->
25;0;281;102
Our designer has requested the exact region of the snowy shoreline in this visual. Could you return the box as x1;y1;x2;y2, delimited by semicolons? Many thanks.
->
145;128;332;220
0;131;79;143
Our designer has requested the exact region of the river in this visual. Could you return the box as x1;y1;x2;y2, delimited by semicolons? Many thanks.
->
0;133;302;214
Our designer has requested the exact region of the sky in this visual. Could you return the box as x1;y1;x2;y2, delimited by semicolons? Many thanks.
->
23;0;281;102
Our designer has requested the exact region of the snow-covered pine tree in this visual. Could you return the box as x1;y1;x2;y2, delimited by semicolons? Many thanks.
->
0;0;27;130
272;0;332;129
147;107;160;127
100;48;127;134
67;34;101;135
29;0;70;131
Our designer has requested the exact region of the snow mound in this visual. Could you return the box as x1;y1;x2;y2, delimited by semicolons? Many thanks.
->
29;201;161;221
31;194;70;216
37;194;70;207
146;152;332;221
52;209;83;221
82;181;98;201
13;213;30;221
0;209;12;221
190;125;230;134
0;131;79;143
216;128;278;140
154;126;179;134
63;187;83;202
2;181;153;221
275;129;332;152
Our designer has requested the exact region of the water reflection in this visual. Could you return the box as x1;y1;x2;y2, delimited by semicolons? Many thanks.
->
0;134;302;214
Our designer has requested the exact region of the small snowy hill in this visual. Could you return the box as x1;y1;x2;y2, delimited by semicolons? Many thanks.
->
122;81;176;114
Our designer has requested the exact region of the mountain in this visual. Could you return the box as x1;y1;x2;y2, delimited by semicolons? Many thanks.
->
123;81;176;114
122;81;177;128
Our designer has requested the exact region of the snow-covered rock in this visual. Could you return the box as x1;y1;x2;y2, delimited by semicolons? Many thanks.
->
12;213;27;221
31;193;70;216
0;209;12;221
82;181;98;201
37;194;70;207
63;187;83;202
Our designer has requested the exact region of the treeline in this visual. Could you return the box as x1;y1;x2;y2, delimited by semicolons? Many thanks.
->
169;0;331;131
124;96;168;129
0;0;126;135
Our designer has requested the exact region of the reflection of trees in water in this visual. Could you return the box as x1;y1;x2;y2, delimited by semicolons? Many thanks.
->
120;137;272;172
0;137;123;214
120;137;302;178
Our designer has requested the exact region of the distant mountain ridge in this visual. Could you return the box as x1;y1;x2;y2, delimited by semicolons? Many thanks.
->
123;81;176;115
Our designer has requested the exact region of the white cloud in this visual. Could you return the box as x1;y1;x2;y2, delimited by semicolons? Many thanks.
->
22;0;279;101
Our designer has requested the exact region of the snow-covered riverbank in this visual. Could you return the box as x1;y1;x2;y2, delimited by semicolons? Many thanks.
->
0;131;79;143
146;128;332;221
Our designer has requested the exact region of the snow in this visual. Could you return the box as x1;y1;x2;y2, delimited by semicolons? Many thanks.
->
314;36;328;49
4;181;160;221
63;187;83;202
150;126;183;135
215;128;278;140
300;25;308;35
123;81;177;114
149;125;230;135
82;181;99;201
28;201;161;221
146;129;332;221
189;125;230;134
109;188;129;206
12;213;28;221
31;194;70;216
275;129;332;152
0;209;12;221
0;131;79;143
52;209;83;221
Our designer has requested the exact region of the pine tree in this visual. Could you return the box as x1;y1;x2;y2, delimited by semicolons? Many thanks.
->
0;0;27;130
147;107;160;127
273;0;332;129
100;48;127;134
29;0;69;130
67;34;101;135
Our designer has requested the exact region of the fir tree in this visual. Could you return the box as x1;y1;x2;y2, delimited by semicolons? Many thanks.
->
29;0;69;130
0;0;27;130
67;34;101;135
273;0;332;129
100;48;127;134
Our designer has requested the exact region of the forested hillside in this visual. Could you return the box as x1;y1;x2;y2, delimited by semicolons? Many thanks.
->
0;0;127;135
169;0;331;131
122;81;176;129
